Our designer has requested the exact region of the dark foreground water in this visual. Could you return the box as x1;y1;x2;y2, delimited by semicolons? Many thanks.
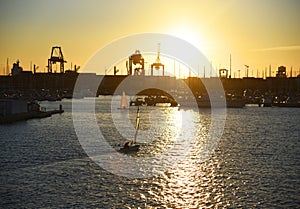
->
0;97;299;208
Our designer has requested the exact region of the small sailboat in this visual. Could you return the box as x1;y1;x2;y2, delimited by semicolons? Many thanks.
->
119;91;128;109
119;106;141;153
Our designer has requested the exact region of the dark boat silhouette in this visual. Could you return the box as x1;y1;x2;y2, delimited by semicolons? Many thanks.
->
119;106;141;153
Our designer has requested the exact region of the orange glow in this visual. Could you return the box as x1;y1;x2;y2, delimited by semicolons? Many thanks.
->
0;1;299;76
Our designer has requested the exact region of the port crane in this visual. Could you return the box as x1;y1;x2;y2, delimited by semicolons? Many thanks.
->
127;50;145;75
47;46;66;73
151;43;165;76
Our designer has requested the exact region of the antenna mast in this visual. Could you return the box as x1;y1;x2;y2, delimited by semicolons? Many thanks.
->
6;58;9;76
229;54;232;78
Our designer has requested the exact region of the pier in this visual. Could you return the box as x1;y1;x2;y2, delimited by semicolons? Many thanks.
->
0;110;64;124
0;100;64;124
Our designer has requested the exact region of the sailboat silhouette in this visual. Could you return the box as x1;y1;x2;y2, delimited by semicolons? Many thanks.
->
119;91;128;109
119;106;140;153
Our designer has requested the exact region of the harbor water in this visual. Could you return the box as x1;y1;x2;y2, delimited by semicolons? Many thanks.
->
0;97;299;208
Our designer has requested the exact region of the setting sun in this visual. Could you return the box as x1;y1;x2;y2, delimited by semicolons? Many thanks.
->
170;27;202;48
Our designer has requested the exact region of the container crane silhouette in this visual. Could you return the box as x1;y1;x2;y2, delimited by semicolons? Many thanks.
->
47;46;66;73
151;43;165;76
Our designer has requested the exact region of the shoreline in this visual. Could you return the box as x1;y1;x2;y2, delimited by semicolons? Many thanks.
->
0;110;64;124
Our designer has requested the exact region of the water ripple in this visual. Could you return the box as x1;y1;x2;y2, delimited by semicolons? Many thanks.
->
0;98;299;208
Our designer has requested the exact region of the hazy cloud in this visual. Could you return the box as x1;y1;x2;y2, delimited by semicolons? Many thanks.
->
254;45;300;51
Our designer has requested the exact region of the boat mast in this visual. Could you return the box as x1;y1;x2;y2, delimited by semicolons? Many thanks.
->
132;106;140;144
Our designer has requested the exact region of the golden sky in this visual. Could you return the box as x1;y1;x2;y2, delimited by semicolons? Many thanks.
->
0;0;299;77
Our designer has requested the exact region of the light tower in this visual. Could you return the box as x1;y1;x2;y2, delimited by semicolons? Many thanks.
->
245;65;249;78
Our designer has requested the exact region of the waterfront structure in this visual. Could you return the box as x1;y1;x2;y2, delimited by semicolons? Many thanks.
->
0;47;299;105
0;99;28;115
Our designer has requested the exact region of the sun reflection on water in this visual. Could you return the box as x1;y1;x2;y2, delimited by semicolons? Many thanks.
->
146;156;229;208
98;99;228;207
134;108;227;208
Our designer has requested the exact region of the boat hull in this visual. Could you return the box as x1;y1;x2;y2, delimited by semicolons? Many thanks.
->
119;144;140;153
273;103;300;108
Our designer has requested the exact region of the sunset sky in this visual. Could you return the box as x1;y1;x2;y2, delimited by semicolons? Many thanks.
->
0;0;299;77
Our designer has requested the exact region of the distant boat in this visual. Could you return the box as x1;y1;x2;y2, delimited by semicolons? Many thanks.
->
129;96;146;106
119;91;128;109
260;97;273;107
273;96;300;108
196;94;245;108
119;106;141;153
130;95;178;107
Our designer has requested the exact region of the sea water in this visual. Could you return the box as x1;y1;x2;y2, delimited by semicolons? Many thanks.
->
0;97;299;208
